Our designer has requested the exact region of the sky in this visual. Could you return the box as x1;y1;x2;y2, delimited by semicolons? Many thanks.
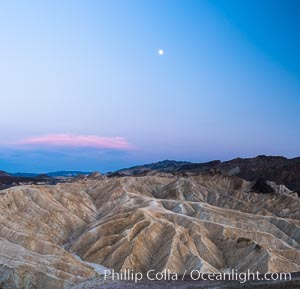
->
0;0;300;173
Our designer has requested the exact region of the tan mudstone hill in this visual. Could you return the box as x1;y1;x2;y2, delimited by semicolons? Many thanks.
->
0;171;299;288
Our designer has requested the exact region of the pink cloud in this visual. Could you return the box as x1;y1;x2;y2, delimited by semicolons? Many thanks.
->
15;134;134;150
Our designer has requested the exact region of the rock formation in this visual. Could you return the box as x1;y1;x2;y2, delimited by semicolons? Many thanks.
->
0;170;299;288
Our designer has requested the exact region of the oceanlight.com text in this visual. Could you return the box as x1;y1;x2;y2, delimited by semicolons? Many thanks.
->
104;269;292;284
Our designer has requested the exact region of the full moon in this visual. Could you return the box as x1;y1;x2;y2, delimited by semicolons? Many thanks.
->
158;49;164;55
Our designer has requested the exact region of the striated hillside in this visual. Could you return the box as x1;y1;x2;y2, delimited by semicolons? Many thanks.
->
0;183;98;288
0;170;299;288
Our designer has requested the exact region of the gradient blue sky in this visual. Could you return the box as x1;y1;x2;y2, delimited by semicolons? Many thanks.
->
0;0;300;173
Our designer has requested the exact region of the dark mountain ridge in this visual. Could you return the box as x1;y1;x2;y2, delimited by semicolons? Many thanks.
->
113;155;300;194
115;159;191;175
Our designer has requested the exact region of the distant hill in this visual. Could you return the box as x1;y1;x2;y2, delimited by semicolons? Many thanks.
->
115;160;191;176
46;171;91;177
11;171;91;178
11;172;39;178
0;170;90;190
